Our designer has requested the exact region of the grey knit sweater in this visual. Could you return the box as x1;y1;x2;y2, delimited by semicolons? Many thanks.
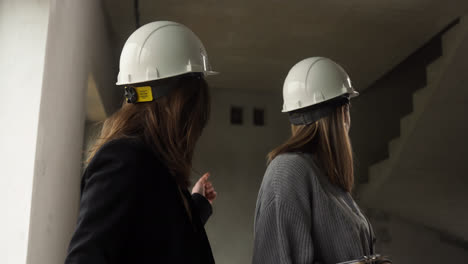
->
253;153;374;264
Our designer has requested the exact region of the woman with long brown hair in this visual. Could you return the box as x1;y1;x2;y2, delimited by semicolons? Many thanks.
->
65;21;217;264
253;57;390;264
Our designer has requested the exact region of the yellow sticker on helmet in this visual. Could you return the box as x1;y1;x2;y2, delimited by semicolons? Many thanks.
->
135;86;153;102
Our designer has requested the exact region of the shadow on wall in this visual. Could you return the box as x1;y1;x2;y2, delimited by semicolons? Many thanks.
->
350;23;445;185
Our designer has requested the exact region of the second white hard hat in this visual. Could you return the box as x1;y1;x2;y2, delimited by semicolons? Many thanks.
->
117;21;218;86
282;57;358;113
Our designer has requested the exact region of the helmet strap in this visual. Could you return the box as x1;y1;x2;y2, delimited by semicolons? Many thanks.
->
124;83;174;104
124;73;203;104
288;96;349;125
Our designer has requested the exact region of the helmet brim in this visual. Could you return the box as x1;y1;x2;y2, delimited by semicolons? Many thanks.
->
349;90;359;98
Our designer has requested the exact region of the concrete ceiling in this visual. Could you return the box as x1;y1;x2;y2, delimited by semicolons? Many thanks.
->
103;0;468;92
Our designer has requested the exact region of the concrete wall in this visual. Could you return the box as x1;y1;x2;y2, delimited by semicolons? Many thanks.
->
82;121;104;165
363;17;468;242
0;1;116;263
353;17;468;261
367;210;468;263
192;87;290;264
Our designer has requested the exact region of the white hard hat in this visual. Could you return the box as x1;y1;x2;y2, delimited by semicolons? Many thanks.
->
282;57;358;113
117;21;218;86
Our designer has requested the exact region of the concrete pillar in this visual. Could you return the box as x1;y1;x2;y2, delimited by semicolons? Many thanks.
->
0;1;117;263
0;1;51;263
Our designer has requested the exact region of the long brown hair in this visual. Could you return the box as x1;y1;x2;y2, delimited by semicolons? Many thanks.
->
87;74;210;188
267;104;354;192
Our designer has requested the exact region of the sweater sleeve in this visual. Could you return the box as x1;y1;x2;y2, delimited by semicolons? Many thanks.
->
253;154;315;264
65;141;139;264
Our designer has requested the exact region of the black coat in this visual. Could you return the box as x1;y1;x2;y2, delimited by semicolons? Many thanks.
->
65;138;215;264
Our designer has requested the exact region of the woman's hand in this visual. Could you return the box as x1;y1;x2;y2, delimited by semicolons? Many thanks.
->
192;172;217;204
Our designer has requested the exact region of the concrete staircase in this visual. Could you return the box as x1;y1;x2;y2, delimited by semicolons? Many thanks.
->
359;15;468;241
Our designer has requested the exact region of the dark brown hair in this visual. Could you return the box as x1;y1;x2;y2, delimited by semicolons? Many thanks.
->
87;74;210;188
268;104;354;192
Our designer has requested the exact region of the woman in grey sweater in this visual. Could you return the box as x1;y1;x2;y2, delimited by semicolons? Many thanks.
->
253;57;390;264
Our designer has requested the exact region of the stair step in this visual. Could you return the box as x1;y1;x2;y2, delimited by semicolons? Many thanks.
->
426;58;443;84
388;138;401;156
412;85;432;113
400;114;415;136
369;158;390;182
357;183;371;205
364;158;393;202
